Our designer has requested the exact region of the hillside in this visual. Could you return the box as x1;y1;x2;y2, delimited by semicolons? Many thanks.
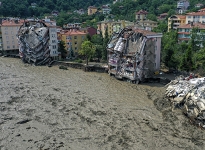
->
0;0;204;19
0;0;112;17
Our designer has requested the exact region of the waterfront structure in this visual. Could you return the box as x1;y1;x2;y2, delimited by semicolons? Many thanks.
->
177;0;190;14
177;22;205;45
107;27;162;83
60;29;86;58
168;15;186;32
1;19;24;56
88;6;97;15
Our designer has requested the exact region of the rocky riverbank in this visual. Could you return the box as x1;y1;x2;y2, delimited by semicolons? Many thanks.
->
0;57;205;150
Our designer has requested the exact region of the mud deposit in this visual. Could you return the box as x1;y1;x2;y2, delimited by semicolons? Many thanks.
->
0;57;205;150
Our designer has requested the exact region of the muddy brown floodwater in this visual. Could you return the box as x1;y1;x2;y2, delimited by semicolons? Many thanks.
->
0;57;205;150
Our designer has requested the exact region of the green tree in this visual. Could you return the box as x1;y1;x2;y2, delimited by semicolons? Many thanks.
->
79;40;96;65
102;28;109;60
58;40;67;59
180;44;194;71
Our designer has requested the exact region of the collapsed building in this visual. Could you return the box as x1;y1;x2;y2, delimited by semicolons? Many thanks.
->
107;27;162;83
17;21;51;65
165;76;205;128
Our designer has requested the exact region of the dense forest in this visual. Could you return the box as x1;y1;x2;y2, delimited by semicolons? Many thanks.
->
0;0;204;19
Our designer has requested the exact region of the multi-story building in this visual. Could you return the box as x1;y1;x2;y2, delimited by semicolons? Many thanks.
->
102;5;111;14
60;29;86;58
195;3;204;8
135;10;148;21
136;20;158;31
0;24;2;54
177;23;205;45
177;0;190;14
88;6;97;15
185;11;205;24
43;18;59;60
97;20;134;37
168;15;186;32
1;19;24;56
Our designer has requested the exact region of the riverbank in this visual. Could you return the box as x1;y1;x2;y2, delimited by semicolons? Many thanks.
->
0;57;205;150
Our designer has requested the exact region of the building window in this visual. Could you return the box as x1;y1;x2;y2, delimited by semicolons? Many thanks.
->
11;31;13;34
74;36;77;39
75;47;77;50
75;42;77;45
52;45;56;49
188;16;191;18
7;46;10;49
82;36;84;40
13;45;15;48
6;36;9;40
12;41;14;44
12;36;14;39
7;41;9;44
5;27;8;30
52;40;56;43
5;31;8;35
203;16;205;18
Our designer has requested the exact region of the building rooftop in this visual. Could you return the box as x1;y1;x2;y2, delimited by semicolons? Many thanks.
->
178;23;205;29
133;28;162;37
62;30;87;35
186;11;205;16
88;6;97;9
1;19;24;26
136;10;148;15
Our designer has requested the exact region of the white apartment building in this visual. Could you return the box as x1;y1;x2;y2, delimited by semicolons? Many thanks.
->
186;11;205;24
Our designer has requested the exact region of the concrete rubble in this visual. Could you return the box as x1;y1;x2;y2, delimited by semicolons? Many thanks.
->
107;27;162;83
165;75;205;128
17;20;51;65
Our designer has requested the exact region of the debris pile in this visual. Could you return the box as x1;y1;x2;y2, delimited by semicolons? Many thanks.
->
107;27;162;83
165;75;205;128
17;21;51;65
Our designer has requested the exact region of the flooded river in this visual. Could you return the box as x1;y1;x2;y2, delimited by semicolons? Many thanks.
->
0;57;204;150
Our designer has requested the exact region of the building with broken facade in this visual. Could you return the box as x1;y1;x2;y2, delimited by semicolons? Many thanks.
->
17;20;51;65
107;27;162;83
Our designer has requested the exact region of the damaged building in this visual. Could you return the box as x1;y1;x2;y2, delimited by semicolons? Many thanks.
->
17;19;58;65
107;27;162;83
165;76;205;129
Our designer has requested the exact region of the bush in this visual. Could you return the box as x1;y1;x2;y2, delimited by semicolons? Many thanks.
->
74;59;83;63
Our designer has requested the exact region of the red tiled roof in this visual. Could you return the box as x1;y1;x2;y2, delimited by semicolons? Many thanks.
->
62;30;87;35
176;15;186;19
136;10;148;15
186;11;205;16
177;23;205;29
178;32;190;34
1;19;24;26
